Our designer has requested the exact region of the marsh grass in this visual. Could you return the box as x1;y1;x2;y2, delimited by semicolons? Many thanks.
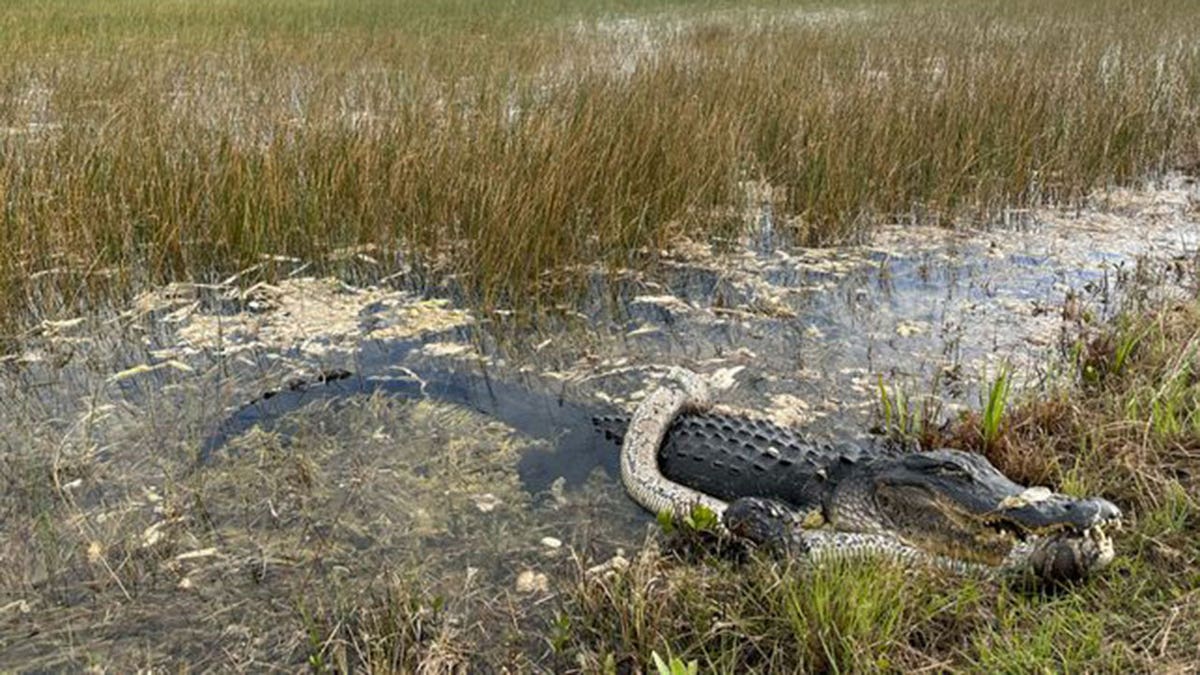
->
3;254;1198;672
937;299;1200;500
874;374;945;449
299;574;467;674
2;0;1199;329
561;537;1012;672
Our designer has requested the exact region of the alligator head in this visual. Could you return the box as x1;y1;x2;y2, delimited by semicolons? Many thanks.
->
726;448;1121;580
825;449;1121;572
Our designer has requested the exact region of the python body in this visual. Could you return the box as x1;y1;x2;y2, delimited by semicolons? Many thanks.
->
203;363;1120;582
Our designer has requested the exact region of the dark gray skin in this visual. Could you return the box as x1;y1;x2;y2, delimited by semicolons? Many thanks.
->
621;413;1119;549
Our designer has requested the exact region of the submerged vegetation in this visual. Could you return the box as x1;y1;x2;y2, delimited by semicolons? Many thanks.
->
2;0;1199;325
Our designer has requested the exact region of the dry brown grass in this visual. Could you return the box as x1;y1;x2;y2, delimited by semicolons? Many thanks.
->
1;0;1198;330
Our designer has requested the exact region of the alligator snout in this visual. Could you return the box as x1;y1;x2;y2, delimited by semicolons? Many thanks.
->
996;487;1122;534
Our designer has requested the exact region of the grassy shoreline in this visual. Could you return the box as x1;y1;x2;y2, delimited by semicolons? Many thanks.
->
542;277;1200;673
2;0;1199;329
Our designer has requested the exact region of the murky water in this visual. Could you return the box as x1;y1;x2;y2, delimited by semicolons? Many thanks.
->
1;177;1196;666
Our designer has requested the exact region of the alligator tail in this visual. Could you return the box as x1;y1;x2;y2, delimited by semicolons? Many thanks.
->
199;361;626;493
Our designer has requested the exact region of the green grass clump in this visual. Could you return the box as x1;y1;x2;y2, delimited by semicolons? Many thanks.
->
653;651;699;675
558;545;931;672
300;575;465;673
980;365;1011;451
1;0;1199;329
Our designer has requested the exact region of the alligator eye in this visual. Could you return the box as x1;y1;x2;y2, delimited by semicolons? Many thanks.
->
935;464;970;478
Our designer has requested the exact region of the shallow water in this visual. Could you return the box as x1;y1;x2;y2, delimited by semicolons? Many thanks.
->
1;177;1196;667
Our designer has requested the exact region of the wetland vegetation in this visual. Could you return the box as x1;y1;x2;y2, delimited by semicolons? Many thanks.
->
3;0;1199;325
1;0;1199;672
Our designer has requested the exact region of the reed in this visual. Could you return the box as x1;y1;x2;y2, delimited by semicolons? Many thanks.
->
1;0;1198;326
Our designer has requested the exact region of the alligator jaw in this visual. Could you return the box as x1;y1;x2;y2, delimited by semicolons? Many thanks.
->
917;491;1123;575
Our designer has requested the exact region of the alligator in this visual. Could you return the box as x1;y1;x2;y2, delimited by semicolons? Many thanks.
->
617;368;1119;581
201;361;1120;582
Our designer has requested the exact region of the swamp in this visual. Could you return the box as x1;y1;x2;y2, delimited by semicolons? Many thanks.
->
1;0;1198;672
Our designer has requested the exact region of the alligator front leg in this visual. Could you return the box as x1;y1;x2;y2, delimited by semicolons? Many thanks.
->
722;497;811;554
